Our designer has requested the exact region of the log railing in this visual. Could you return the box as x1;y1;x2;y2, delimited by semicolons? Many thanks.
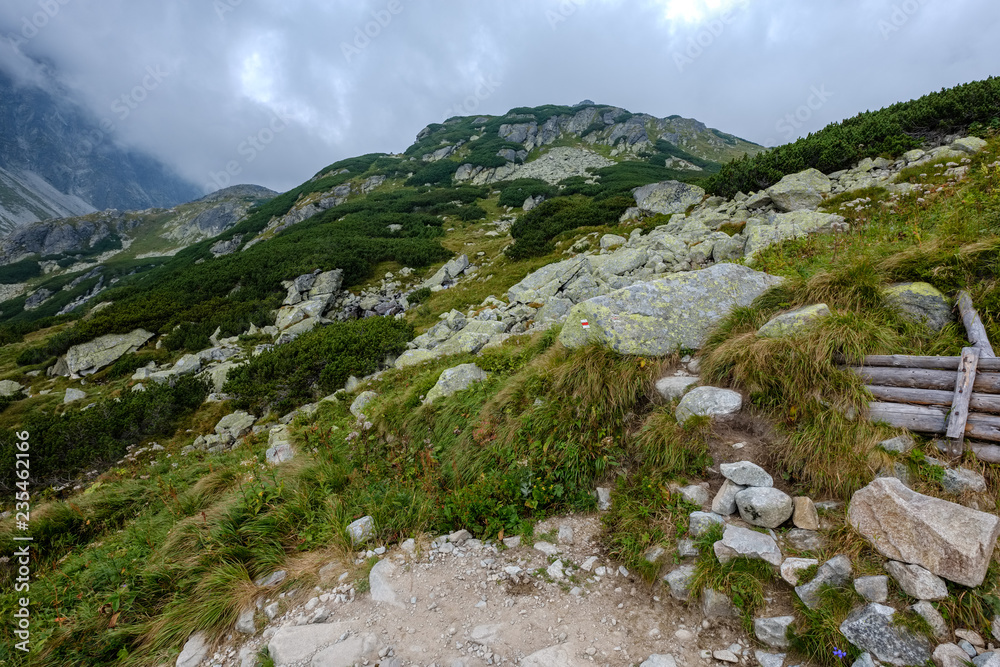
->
842;291;1000;461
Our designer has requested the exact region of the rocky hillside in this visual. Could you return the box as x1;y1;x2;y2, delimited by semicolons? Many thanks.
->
1;82;1000;667
0;67;202;234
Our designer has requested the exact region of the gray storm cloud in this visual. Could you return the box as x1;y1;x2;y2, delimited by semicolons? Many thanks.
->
1;0;998;194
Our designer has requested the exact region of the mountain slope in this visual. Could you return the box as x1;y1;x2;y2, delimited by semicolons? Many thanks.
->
0;66;202;233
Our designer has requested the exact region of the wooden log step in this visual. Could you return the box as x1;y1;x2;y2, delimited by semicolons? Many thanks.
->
849;367;1000;393
958;290;996;358
864;385;1000;414
848;355;1000;372
867;402;1000;442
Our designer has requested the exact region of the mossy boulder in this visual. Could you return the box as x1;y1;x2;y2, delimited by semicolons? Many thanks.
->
884;282;952;332
757;303;831;338
559;264;783;355
424;363;487;405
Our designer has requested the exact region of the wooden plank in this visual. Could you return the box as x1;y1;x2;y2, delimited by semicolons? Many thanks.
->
864;385;1000;414
850;355;1000;372
849;367;1000;393
945;347;981;455
867;402;1000;443
958;290;996;358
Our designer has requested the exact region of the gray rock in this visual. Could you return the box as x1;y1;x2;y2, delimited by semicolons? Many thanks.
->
854;575;889;603
65;329;154;375
215;411;255;440
678;484;710;507
713;233;747;262
369;559;404;608
235;607;256;634
879;435;916;453
795;555;852;609
911;600;949;640
422;254;470;289
735;487;793;528
884;282;952;332
952;137;988;154
533;541;560;557
350;391;378;419
757;304;831;338
766;168;832;211
785;528;825;552
506;256;589;305
424;363;487;404
640;656;678;667
744;211;847;258
176;631;210;667
839;604;931;667
268;623;375;666
852;653;878;667
394;349;438;369
720;461;773;487
755;651;786;667
935;643;977;667
633;180;706;215
675;387;742;423
0;380;23;397
558;525;574;545
960;640;978;658
255;569;286;587
711;479;746;516
713;524;783;566
688;511;725;537
597;487;612;510
265;443;294;465
347;516;374;546
172;354;201;376
884;561;948;600
521;642;589;667
64;388;86;404
754;616;794;649
780;557;818;585
589;248;649;276
677;538;699;558
701;588;737;619
994;615;1000;642
600;234;627;250
664;565;697;600
975;655;1000;667
941;467;987;494
714;650;739;663
848;477;1000;587
559;264;784;355
792;497;820;530
655;375;698;401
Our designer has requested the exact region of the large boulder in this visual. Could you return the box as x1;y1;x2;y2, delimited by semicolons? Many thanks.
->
848;477;1000;587
884;283;952;332
507;256;590;304
424;364;488;405
633;180;706;215
64;329;154;376
744;211;847;258
766;168;832;211
839;604;931;667
559;264;783;355
422;254;470;289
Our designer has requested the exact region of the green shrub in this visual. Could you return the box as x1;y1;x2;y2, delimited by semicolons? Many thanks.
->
224;317;413;415
497;179;556;208
506;195;634;259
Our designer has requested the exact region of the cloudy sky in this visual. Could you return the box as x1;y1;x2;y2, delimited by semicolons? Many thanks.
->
1;0;998;195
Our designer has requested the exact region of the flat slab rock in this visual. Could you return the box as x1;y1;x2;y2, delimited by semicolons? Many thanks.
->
849;477;1000;587
839;603;931;667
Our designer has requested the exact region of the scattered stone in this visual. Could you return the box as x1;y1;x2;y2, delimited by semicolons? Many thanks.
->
255;570;287;587
735;487;793;528
0;380;23;397
766;168;832;211
503;536;521;548
701;588;737;619
424;363;488;404
884;561;948;600
839;603;931;667
521;643;586;667
791;496;820;530
795;555;852;609
597;487;612;510
64;388;86;404
655;375;699;401
633;180;707;215
369;559;404;608
600;234;627;250
714;524;782;566
754;616;794;649
784;528;825;552
911;600;949;640
849;477;1000;587
235;608;256;635
854;575;889;603
640;655;678;667
757;304;831;338
675;387;743;423
664;565;696;601
448;529;472;543
744;210;847;258
350;391;379;419
677;539;699;558
878;435;916;453
347;516;374;546
679;484;710;507
689;511;725;537
711;479;746;516
713;649;740;663
956;630;985;647
534;541;560;557
176;632;210;667
720;461;773;487
941;467;988;494
852;653;878;667
780;558;818;585
265;442;294;465
546;559;564;580
934;643;975;667
558;525;574;545
755;651;786;667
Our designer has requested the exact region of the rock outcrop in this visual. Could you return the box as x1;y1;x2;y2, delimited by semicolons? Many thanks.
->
62;329;154;376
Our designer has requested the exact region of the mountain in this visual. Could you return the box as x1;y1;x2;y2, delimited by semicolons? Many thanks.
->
0;66;202;234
